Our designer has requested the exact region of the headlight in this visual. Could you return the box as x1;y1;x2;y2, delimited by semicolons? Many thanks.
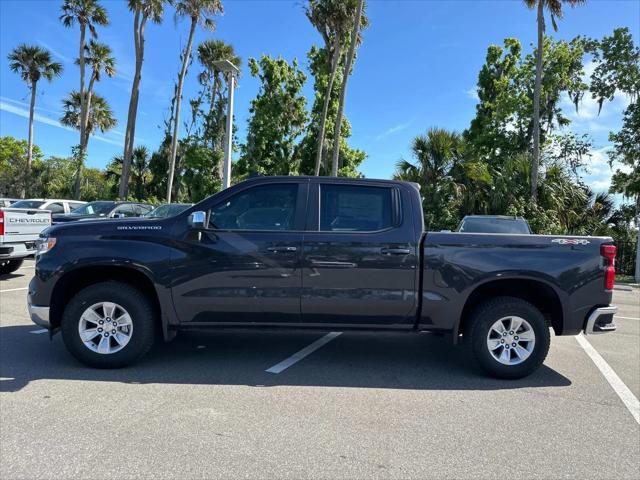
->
36;237;56;255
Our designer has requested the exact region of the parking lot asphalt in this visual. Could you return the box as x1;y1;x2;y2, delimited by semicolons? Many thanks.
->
1;260;639;479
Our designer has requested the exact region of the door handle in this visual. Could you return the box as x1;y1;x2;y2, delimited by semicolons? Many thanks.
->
266;246;298;253
381;247;411;255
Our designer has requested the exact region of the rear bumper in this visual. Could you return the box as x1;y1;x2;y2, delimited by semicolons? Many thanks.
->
584;306;617;334
0;242;36;259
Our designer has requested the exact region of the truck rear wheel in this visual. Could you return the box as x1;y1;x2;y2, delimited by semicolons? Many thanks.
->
61;281;156;368
0;258;24;275
469;296;550;379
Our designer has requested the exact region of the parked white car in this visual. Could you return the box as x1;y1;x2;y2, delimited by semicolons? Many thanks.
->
0;207;52;274
10;198;86;214
0;198;20;208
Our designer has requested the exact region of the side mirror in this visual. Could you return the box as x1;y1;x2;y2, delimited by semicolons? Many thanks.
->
188;211;206;229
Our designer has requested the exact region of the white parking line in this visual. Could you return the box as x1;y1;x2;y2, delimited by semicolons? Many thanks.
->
266;332;342;374
616;316;640;321
0;287;28;293
576;334;640;424
30;329;47;334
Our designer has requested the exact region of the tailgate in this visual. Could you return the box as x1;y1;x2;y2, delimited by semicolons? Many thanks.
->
0;208;51;244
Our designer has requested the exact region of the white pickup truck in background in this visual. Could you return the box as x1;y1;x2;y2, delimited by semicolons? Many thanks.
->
0;207;51;274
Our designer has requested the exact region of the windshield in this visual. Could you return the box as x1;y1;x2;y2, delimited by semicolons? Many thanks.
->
144;204;190;218
11;200;45;209
459;217;531;234
70;201;115;216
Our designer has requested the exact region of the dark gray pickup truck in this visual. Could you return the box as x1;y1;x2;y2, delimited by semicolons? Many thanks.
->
29;176;618;378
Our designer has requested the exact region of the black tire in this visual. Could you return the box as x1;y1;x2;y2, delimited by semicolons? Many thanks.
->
469;296;550;379
0;258;24;275
61;281;156;368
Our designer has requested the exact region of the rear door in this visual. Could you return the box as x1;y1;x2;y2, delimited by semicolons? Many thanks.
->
301;181;419;326
171;180;307;324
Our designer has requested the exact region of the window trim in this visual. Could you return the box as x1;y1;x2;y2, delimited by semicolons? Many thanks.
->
314;183;402;234
203;182;307;233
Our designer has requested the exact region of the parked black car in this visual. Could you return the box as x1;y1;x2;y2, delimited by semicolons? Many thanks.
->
30;176;618;378
52;201;153;223
457;215;532;234
143;203;192;219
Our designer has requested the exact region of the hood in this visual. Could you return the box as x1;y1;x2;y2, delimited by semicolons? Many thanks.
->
46;216;164;237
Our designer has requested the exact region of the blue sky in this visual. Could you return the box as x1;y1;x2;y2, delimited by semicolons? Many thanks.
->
1;0;639;192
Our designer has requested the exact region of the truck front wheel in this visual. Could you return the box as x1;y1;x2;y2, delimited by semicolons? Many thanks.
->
61;281;156;368
469;297;550;379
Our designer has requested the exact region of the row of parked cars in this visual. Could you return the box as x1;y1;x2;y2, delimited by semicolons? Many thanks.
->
0;197;192;274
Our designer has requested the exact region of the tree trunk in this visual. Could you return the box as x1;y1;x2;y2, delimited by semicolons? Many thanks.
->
75;76;96;199
24;80;37;198
531;0;544;201
74;23;87;200
120;10;146;200
330;0;364;177
315;35;342;176
166;18;196;203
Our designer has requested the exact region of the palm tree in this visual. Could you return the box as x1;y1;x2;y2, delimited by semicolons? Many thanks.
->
60;0;109;190
72;40;115;198
166;0;224;203
109;146;151;199
523;0;585;201
120;0;166;200
197;39;241;178
61;91;116;188
394;128;463;230
305;0;351;176
7;44;63;197
330;0;366;176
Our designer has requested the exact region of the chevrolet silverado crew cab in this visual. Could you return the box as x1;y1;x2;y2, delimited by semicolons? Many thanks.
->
29;176;619;378
1;206;51;274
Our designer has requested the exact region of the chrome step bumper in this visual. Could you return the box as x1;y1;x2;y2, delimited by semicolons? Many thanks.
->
584;306;617;334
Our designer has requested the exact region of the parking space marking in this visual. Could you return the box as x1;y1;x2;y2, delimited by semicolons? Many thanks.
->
616;316;640;321
576;334;640;424
0;287;28;293
266;332;342;374
29;329;47;334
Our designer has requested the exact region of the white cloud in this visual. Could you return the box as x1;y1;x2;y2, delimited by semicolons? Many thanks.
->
590;179;611;190
0;100;123;147
37;40;73;64
464;87;479;101
375;121;412;141
0;96;62;117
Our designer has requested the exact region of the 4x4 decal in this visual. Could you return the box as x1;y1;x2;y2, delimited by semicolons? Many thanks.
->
551;238;590;245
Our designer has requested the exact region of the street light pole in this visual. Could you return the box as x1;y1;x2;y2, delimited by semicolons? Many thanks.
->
222;71;236;189
212;59;240;190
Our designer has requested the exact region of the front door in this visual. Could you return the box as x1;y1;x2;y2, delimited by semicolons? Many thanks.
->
301;182;419;326
171;181;307;324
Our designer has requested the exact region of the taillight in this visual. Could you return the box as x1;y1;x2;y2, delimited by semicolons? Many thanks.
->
0;210;4;236
601;244;616;290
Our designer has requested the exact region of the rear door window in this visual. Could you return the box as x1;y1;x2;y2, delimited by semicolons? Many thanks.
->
46;202;65;214
113;204;137;218
320;185;394;232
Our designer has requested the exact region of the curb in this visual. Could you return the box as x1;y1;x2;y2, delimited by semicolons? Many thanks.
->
614;284;634;292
